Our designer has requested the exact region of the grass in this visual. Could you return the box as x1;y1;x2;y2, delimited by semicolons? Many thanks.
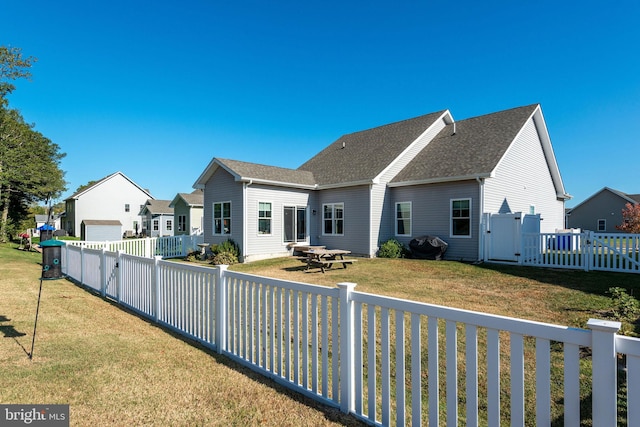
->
4;243;640;426
0;243;364;427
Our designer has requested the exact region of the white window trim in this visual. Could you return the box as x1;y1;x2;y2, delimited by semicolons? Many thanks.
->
597;218;606;232
213;201;232;235
258;201;273;236
283;205;309;243
450;198;472;238
322;202;344;236
395;201;412;237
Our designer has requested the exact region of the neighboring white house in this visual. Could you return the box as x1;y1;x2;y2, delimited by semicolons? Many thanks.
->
64;172;154;238
81;219;123;241
34;213;62;236
139;199;174;237
169;190;204;235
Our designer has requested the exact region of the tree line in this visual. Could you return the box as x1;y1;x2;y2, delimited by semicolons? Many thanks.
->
0;46;66;242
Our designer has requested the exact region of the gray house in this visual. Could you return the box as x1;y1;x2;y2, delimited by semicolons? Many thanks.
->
139;199;174;237
169;190;204;235
566;187;640;233
194;104;570;262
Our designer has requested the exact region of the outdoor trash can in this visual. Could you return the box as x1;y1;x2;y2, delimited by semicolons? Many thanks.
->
40;239;66;280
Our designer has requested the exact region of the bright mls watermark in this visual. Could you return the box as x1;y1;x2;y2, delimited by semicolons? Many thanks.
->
1;405;69;426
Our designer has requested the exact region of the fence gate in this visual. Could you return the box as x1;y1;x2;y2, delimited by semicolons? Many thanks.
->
488;213;540;262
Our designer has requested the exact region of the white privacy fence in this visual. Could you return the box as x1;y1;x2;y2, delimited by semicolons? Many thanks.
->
62;245;640;426
521;231;640;273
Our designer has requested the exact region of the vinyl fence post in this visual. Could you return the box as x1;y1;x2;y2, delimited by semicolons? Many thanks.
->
215;265;229;354
116;250;124;304
338;282;357;414
153;255;162;322
100;247;107;297
587;318;621;427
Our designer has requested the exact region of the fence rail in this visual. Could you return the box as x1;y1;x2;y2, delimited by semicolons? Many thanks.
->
61;244;640;426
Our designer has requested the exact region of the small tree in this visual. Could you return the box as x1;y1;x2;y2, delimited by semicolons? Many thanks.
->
616;202;640;233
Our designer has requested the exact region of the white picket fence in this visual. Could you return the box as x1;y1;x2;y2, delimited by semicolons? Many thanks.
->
521;231;640;273
59;244;640;426
64;234;204;259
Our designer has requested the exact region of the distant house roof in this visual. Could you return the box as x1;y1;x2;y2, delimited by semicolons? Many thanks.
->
169;189;204;208
298;110;448;186
570;187;640;212
140;199;174;215
81;220;122;226
66;171;154;200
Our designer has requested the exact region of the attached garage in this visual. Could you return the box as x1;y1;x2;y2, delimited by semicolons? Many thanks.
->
81;219;122;241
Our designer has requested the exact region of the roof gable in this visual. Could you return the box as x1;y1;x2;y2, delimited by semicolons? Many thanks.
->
66;171;154;200
140;199;174;215
194;158;316;189
570;187;639;212
297;110;447;186
170;190;204;208
391;105;538;184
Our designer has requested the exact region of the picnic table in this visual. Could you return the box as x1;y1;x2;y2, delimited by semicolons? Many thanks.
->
302;249;357;273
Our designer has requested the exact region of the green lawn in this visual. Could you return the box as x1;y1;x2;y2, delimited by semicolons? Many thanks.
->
3;241;640;426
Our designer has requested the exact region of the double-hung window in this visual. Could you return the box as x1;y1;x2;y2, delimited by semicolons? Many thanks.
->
166;220;172;231
258;202;272;235
451;198;471;237
178;215;186;232
323;203;344;235
153;220;159;231
284;206;307;242
213;201;231;235
597;219;606;232
395;202;411;236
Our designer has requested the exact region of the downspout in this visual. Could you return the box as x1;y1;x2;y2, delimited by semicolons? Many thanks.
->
242;180;252;262
476;177;485;262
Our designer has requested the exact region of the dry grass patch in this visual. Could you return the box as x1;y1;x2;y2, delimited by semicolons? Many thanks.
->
0;244;365;426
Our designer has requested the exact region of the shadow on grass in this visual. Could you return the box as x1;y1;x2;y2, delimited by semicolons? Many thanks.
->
70;280;368;427
0;314;30;358
476;262;640;297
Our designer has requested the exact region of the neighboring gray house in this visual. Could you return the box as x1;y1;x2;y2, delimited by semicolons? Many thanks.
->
566;187;640;233
140;199;174;237
81;219;122;241
64;171;153;238
169;190;204;235
194;104;570;262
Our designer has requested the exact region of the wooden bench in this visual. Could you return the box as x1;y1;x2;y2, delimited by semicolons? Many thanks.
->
312;258;357;273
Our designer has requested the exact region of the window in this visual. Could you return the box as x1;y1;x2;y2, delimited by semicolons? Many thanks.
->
258;202;272;235
178;215;186;232
166;220;172;231
153;220;159;231
451;199;471;237
323;203;344;235
395;202;411;236
213;201;231;235
284;206;307;242
597;219;606;231
529;205;536;215
125;204;130;212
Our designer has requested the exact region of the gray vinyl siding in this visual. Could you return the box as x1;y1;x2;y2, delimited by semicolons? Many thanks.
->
391;181;480;261
203;168;244;252
173;200;189;235
567;190;628;232
315;186;371;256
371;117;449;256
483;117;565;233
245;184;313;260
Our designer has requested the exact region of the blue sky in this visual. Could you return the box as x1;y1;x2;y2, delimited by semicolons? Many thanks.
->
3;1;639;207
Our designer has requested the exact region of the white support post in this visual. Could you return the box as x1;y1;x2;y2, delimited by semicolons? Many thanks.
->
587;318;621;427
215;265;229;354
338;282;357;414
116;250;123;304
152;255;162;322
100;247;107;297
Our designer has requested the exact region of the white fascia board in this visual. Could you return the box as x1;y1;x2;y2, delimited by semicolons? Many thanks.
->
373;110;454;183
317;179;375;190
388;173;491;188
237;177;318;190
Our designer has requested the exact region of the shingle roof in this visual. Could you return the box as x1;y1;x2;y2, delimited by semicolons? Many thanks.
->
217;158;317;187
298;111;447;185
142;199;173;215
391;105;539;184
81;219;122;226
179;190;204;206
